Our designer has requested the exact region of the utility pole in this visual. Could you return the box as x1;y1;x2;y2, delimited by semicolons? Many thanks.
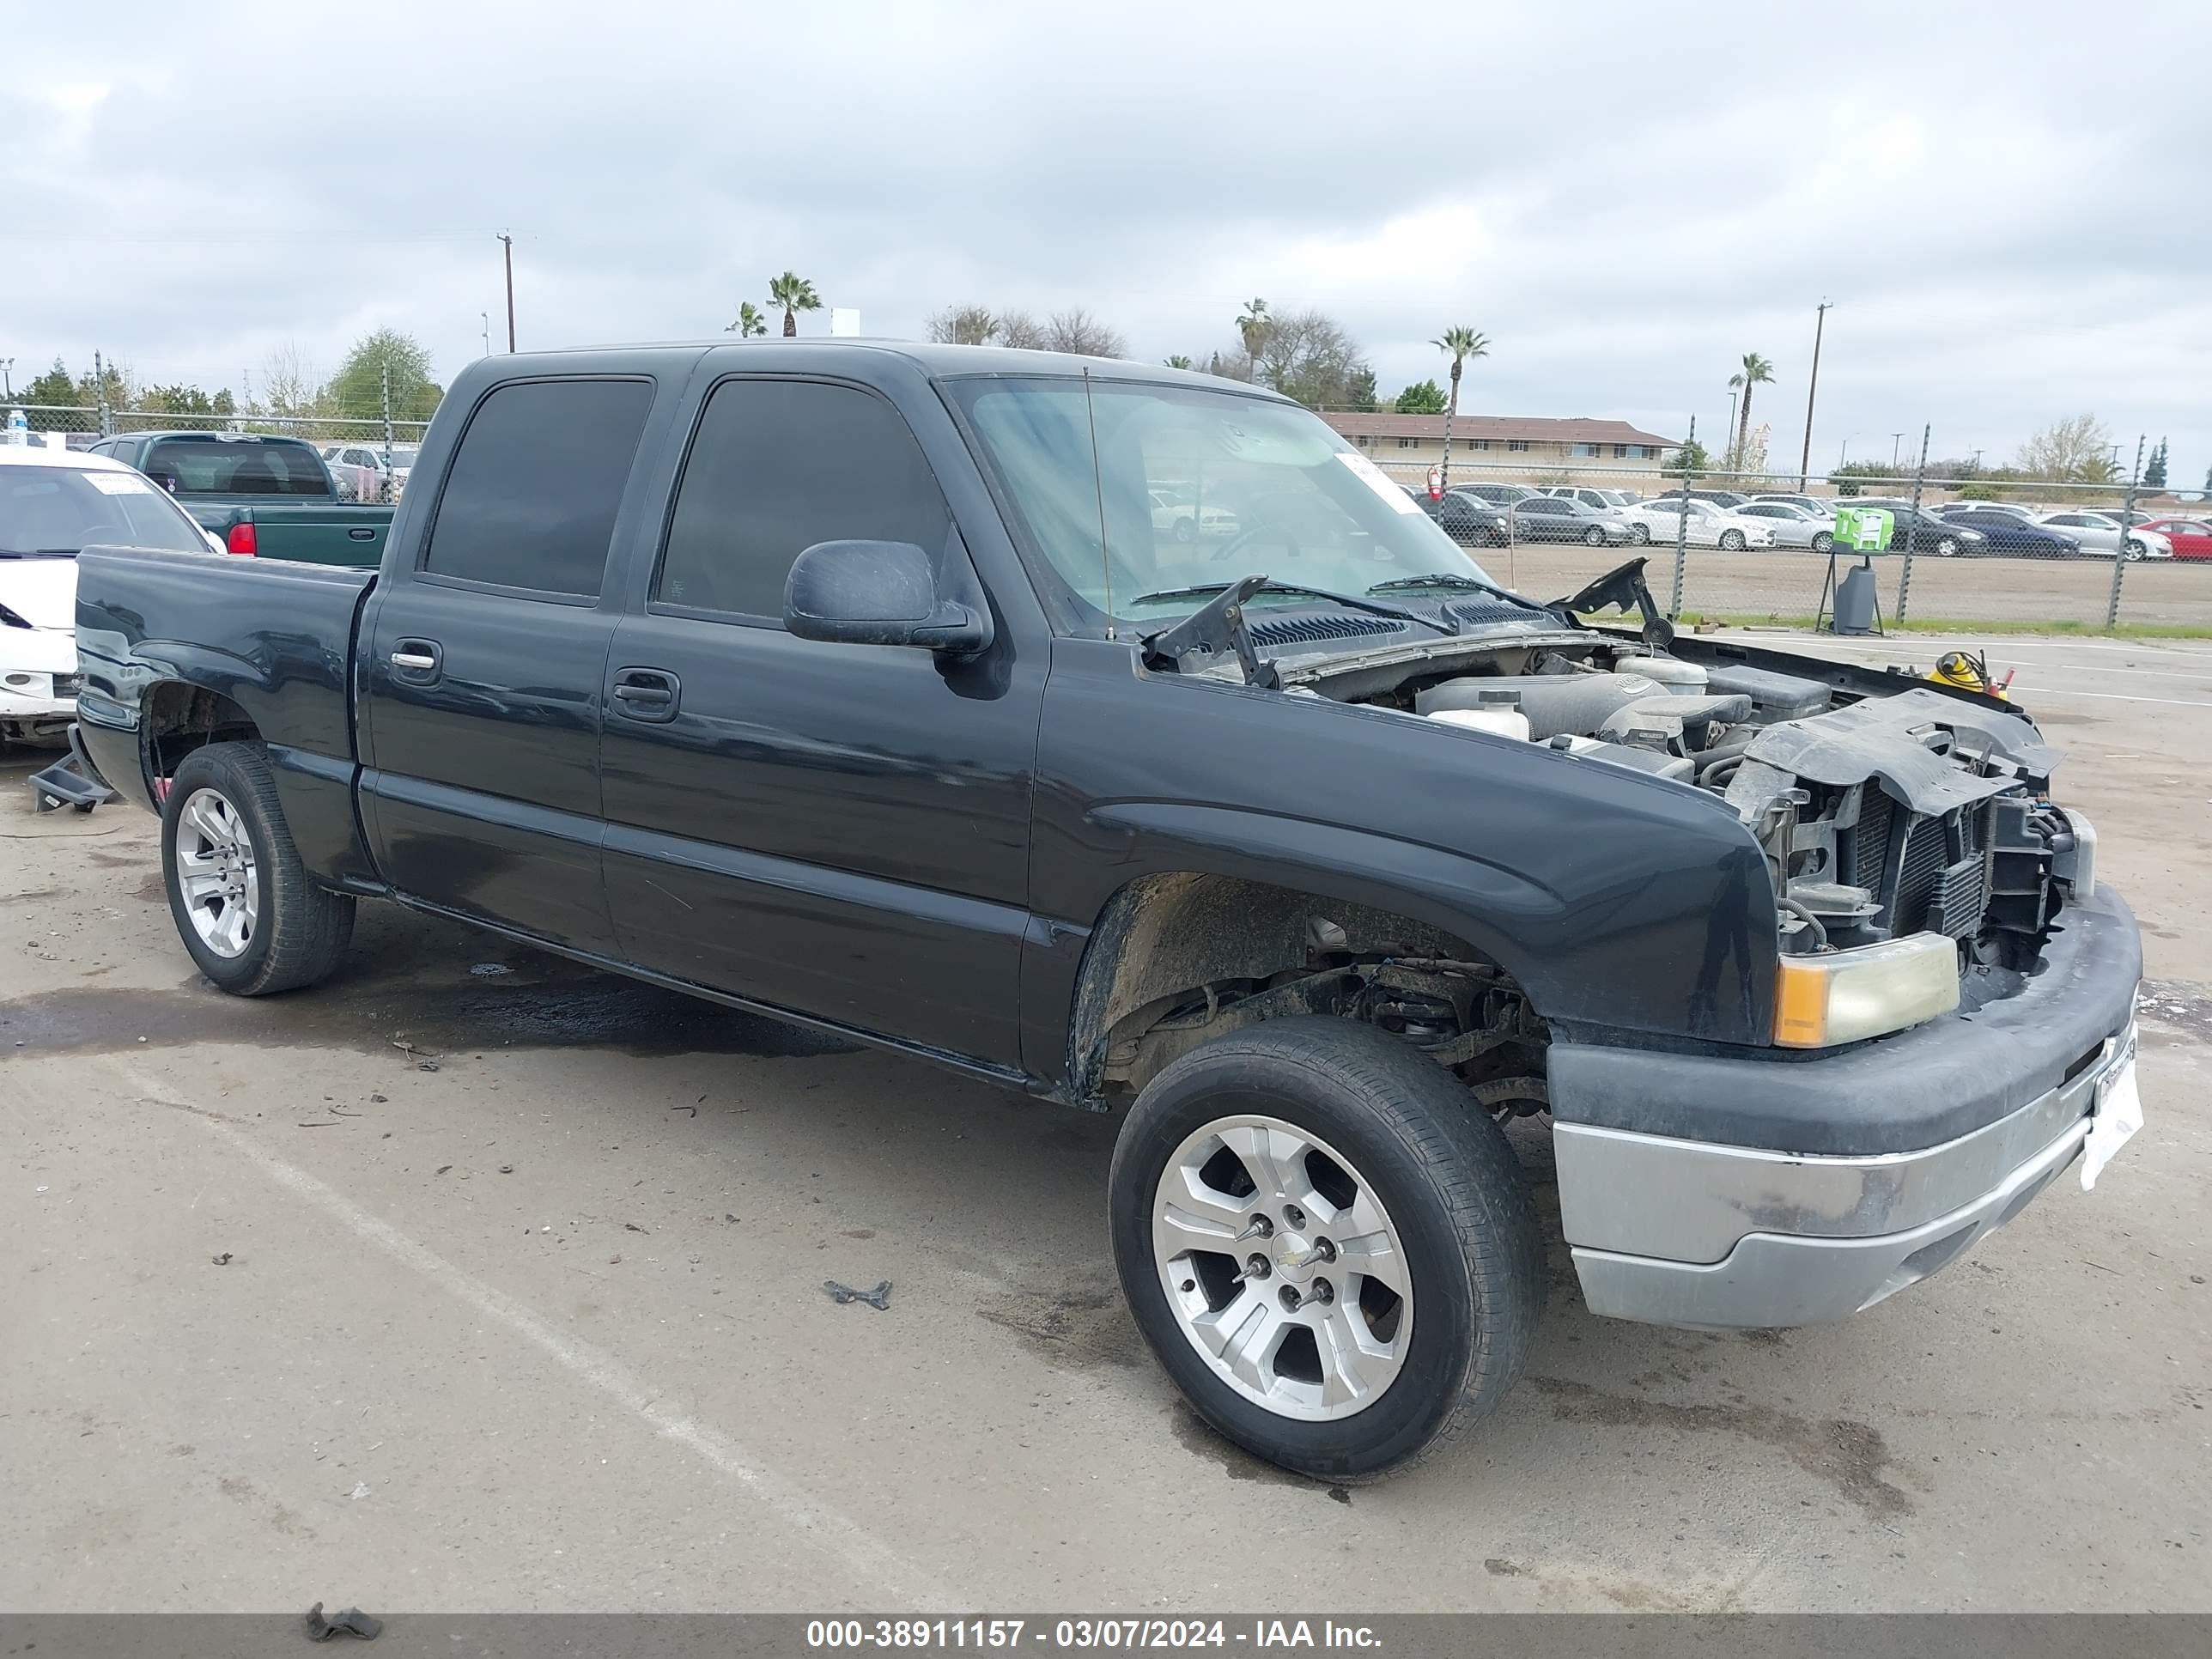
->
481;312;491;358
1725;387;1739;460
1838;435;1852;470
2;358;13;399
498;231;516;351
94;349;112;436
1891;432;1905;469
1797;298;1829;491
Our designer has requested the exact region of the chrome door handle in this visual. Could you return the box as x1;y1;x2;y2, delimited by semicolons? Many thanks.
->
389;651;438;672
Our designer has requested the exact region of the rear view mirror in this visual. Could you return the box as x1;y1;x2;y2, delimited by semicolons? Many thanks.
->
783;539;994;655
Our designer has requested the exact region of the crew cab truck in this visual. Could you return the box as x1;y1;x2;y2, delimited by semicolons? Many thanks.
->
86;430;392;566
71;342;2144;1480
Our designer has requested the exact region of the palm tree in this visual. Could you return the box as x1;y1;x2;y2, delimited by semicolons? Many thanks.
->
726;301;769;337
768;270;823;337
1431;325;1490;487
1163;355;1194;370
1731;351;1774;458
1236;298;1269;380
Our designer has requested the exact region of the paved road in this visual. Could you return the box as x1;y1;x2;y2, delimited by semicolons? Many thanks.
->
3;638;2207;1613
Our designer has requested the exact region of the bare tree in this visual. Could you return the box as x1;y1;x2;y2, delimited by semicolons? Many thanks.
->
926;304;999;346
2015;413;2117;481
1041;309;1127;358
258;343;322;419
1242;307;1370;410
994;310;1047;350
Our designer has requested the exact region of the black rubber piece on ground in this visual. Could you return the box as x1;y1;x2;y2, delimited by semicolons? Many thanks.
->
161;741;356;996
1109;1016;1544;1483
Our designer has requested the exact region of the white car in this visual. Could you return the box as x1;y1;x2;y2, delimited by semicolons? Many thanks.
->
319;441;420;502
1;446;221;745
1620;496;1778;550
1146;488;1237;543
2036;510;2172;561
1735;501;1836;550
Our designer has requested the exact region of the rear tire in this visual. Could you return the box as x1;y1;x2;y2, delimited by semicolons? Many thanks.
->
1109;1018;1543;1482
1632;523;1652;545
161;742;355;996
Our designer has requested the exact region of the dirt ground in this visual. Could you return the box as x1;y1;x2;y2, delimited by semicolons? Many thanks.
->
3;631;2208;1613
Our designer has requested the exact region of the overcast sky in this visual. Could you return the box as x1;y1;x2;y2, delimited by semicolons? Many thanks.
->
7;0;2209;483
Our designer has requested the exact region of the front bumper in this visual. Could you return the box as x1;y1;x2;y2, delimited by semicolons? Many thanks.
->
1551;884;2142;1329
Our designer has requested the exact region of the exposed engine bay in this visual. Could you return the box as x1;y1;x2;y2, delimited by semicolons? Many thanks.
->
1304;630;2087;975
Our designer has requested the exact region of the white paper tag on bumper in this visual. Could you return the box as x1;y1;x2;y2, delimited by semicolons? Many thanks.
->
2081;1056;2142;1191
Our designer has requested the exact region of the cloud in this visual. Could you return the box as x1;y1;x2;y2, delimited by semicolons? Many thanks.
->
4;0;2209;478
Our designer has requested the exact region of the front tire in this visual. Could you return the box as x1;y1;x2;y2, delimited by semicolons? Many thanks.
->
1109;1018;1543;1482
1935;536;1960;557
1583;526;1606;546
161;742;355;995
1812;531;1833;553
2124;540;2146;562
1719;529;1747;551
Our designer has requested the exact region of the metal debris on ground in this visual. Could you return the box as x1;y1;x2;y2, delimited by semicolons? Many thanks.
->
303;1602;382;1642
211;1253;233;1267
823;1279;893;1310
467;963;511;976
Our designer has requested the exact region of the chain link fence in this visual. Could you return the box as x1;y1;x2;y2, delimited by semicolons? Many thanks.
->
1363;450;2211;638
4;404;431;503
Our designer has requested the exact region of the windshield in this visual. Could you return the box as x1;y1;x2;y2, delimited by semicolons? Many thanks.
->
140;437;330;496
950;377;1498;632
1;465;210;557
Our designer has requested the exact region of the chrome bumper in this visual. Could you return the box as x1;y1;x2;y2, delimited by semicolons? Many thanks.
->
1559;1022;2135;1330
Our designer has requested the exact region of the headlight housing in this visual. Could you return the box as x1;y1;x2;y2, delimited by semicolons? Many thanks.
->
1773;933;1960;1048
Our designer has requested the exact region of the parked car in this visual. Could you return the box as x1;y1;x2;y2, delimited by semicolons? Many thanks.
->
1936;507;2087;558
1734;501;1834;551
73;339;2143;1482
1402;486;1510;547
1538;486;1638;513
1936;501;2037;520
1;445;219;744
1147;488;1237;543
1446;480;1535;508
2037;511;2171;561
321;441;421;503
2138;517;2212;561
1620;497;1777;550
85;432;394;564
1839;498;1990;557
1651;488;1752;510
1508;495;1633;545
1750;494;1836;517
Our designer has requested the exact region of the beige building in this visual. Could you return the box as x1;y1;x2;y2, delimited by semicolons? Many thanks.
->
1322;412;1679;488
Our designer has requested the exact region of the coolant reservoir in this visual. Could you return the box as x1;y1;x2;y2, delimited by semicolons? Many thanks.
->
1613;653;1709;690
1428;707;1533;742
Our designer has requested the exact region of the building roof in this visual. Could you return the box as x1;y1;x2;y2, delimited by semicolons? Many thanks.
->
1321;411;1678;447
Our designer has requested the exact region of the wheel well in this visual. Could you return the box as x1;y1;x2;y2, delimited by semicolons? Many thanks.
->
143;684;260;789
1066;872;1547;1106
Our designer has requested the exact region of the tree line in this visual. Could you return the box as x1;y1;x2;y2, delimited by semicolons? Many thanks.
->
11;329;444;436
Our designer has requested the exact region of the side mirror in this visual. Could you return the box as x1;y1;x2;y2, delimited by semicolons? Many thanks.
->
782;539;994;656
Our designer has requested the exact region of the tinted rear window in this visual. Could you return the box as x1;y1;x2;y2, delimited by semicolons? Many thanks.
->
422;379;654;597
142;438;331;497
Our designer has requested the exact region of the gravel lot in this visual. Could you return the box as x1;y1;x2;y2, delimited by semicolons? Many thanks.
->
3;632;2208;1614
1478;543;2212;631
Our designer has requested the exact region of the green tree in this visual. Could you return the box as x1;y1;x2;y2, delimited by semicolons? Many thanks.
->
327;329;441;423
1431;325;1489;486
767;270;823;337
1393;379;1447;414
21;359;78;430
1665;437;1711;479
1236;297;1269;380
1729;352;1773;454
2144;437;2168;489
1163;355;1194;369
2015;413;2114;482
1341;364;1378;412
728;301;769;337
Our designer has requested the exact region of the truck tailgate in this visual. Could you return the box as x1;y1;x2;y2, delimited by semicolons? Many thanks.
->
240;503;394;567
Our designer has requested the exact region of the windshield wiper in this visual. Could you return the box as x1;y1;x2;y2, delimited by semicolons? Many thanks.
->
0;548;80;559
1365;574;1505;596
1127;579;1455;636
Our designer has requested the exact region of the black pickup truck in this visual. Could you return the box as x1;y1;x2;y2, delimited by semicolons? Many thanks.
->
71;342;2143;1480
